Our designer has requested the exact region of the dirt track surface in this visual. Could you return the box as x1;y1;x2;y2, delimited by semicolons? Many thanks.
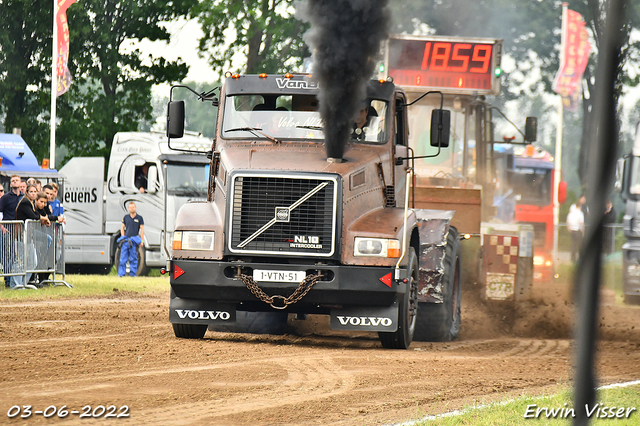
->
1;281;640;425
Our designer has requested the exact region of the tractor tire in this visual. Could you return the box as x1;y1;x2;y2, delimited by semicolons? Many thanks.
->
414;227;462;342
172;323;208;339
379;247;418;349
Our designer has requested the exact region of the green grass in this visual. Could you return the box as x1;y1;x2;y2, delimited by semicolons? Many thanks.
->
0;271;169;301
415;384;640;425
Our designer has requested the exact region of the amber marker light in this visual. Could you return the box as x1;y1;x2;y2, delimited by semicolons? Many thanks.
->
379;79;387;84
284;73;293;79
232;74;240;79
258;73;267;78
387;240;401;258
172;231;183;250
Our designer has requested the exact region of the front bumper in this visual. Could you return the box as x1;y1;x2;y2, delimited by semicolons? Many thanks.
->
169;258;406;312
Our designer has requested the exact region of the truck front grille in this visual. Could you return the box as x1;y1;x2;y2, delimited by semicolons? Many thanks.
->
229;173;338;256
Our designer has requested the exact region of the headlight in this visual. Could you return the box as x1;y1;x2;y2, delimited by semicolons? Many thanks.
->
534;255;553;267
354;237;400;258
628;264;640;277
172;231;215;251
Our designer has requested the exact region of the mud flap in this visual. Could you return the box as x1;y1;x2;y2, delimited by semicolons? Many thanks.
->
169;296;236;325
330;303;398;332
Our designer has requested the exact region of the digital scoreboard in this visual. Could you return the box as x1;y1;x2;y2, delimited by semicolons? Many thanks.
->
384;35;502;95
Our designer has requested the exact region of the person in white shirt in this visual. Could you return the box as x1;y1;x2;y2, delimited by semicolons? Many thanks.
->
566;196;586;262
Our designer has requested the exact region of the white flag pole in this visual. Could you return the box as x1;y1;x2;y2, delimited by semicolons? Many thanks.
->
50;0;57;169
553;2;568;274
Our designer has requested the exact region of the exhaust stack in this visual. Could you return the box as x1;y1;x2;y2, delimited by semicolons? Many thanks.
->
296;0;391;160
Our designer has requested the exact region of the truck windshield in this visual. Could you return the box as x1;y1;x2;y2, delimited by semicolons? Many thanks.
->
508;168;552;206
221;94;388;143
166;163;208;196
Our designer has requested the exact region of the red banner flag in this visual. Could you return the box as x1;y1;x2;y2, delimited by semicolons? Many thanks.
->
552;9;591;112
55;0;76;96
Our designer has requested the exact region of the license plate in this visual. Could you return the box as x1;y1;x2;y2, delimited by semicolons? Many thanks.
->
252;269;306;283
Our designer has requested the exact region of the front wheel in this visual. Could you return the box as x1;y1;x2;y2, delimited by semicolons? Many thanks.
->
379;247;418;349
414;227;462;342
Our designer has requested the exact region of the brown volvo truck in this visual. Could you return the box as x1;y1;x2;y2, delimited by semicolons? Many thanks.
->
165;73;461;349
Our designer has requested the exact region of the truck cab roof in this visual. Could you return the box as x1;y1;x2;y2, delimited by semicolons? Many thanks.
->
223;74;397;102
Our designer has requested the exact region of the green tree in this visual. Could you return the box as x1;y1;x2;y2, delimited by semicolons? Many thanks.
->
0;0;196;166
0;0;55;159
194;0;310;75
56;0;197;165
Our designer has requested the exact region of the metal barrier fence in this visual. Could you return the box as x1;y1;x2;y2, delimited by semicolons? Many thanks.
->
0;220;70;290
556;223;624;263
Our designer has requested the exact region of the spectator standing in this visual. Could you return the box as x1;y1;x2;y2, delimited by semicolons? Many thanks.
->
118;202;144;277
18;180;26;195
0;183;4;219
579;194;589;225
16;185;50;225
43;184;65;224
10;186;50;289
567;197;585;263
0;175;23;220
49;183;64;217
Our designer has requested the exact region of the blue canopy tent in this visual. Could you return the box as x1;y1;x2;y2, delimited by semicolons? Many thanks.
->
0;134;64;182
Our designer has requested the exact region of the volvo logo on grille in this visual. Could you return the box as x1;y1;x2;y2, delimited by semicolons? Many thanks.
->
275;207;290;222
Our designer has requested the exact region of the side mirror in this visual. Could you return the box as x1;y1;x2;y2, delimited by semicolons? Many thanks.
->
558;181;567;204
167;100;185;139
147;164;158;194
615;158;624;193
524;117;537;142
430;109;450;148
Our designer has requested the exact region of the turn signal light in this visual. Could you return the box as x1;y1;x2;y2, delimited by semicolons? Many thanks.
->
284;73;293;79
258;73;267;78
172;231;183;250
387;240;401;258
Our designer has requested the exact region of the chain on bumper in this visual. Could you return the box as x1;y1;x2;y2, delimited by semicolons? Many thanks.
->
237;273;323;309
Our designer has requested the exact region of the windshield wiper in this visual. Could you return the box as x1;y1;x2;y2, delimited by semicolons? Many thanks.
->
296;125;324;132
225;127;282;144
173;186;203;197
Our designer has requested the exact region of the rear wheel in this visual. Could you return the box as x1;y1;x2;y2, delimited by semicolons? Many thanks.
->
414;227;462;342
379;247;418;349
172;323;208;339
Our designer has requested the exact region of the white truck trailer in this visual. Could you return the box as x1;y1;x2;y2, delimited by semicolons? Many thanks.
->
61;131;211;274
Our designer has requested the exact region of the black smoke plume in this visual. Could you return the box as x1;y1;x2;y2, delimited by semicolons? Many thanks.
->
296;0;390;160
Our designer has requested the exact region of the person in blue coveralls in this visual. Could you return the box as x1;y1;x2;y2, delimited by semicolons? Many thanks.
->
118;202;144;277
